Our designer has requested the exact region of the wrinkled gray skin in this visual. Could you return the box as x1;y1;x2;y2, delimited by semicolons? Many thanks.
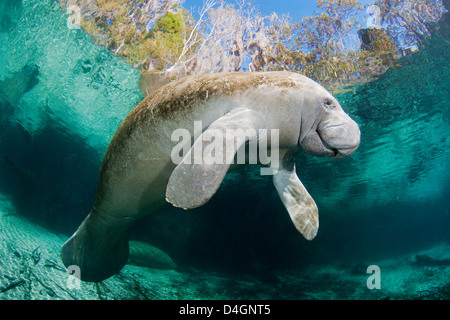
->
61;71;360;282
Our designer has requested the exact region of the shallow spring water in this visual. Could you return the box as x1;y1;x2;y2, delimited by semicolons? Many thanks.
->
0;0;449;300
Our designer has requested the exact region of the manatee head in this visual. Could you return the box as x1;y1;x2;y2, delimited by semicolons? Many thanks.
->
298;84;360;159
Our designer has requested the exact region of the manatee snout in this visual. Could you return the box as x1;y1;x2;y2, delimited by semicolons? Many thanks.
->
320;118;360;158
301;114;360;159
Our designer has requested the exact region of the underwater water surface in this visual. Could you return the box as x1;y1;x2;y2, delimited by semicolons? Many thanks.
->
0;0;450;300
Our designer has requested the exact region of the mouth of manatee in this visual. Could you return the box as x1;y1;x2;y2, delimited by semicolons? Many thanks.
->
315;127;359;159
319;136;339;158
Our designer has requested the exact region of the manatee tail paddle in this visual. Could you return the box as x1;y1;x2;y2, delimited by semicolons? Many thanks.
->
61;210;130;282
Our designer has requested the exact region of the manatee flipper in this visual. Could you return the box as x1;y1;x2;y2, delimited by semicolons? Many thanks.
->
61;210;131;282
165;107;263;209
273;151;319;240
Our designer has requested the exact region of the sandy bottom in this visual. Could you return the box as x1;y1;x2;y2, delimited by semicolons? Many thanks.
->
1;197;449;300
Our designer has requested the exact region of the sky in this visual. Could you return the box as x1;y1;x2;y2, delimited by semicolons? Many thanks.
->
183;0;320;21
183;0;376;22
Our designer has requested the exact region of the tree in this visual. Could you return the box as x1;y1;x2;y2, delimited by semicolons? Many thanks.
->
58;0;446;93
137;9;198;71
374;0;446;46
288;0;366;87
58;0;190;69
165;0;292;77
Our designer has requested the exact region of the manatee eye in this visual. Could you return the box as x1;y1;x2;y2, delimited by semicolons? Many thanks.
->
323;99;336;110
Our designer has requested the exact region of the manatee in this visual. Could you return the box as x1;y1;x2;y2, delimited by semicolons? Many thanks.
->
128;241;176;270
61;71;360;282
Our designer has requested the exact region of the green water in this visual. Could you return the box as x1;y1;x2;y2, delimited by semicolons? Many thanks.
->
0;0;449;300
